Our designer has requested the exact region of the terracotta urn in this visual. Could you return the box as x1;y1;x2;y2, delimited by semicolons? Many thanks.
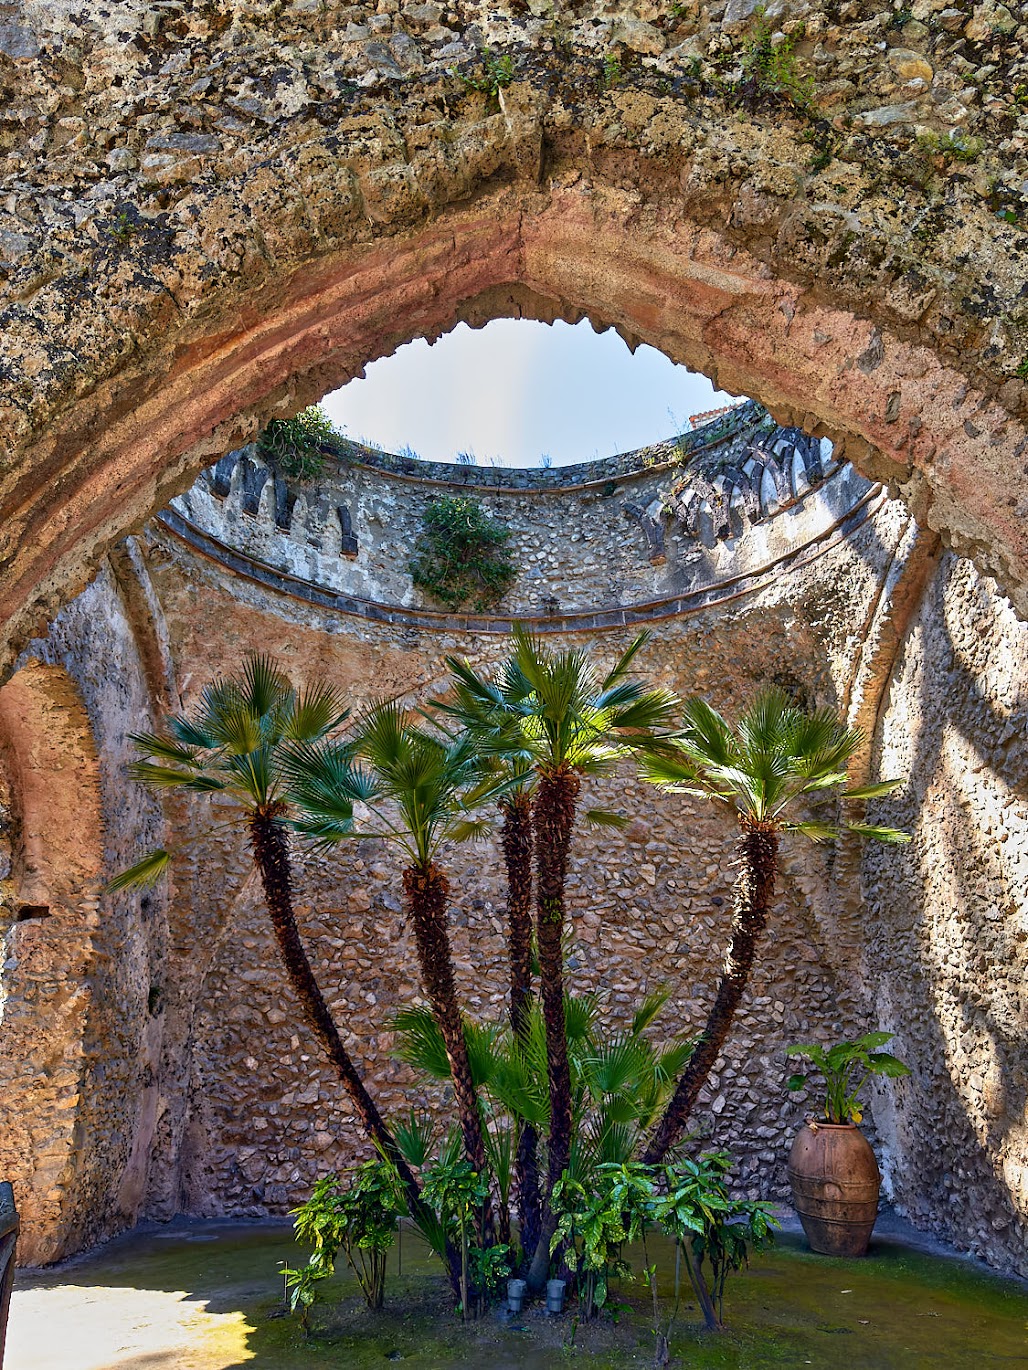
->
787;1120;881;1257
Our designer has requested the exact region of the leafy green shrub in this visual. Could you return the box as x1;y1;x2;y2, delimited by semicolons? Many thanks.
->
653;1152;778;1334
421;1143;508;1320
409;496;516;612
786;1030;911;1125
551;1153;777;1341
288;1161;406;1315
257;404;336;480
551;1163;651;1318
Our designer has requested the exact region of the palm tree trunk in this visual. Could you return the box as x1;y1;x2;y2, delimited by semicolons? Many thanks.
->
500;792;543;1265
526;766;581;1292
403;860;495;1244
248;811;462;1294
501;792;535;1039
642;818;778;1166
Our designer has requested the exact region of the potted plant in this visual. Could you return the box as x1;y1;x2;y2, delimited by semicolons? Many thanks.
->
785;1031;911;1257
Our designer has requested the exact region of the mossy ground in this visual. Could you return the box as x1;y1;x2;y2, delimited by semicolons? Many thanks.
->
11;1220;1028;1369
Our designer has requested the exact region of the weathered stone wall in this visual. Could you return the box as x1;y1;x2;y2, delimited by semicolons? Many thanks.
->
141;492;895;1220
3;0;1028;673
0;567;171;1262
170;406;857;621
4;427;1028;1283
862;552;1028;1273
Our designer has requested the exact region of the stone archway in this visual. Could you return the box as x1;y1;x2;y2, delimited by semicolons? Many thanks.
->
2;1;1027;671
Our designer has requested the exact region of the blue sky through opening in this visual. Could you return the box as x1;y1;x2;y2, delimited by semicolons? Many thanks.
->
320;318;736;468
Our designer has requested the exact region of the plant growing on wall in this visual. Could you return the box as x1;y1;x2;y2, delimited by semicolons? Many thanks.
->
257;404;338;480
640;688;910;1166
409;496;516;612
734;6;814;114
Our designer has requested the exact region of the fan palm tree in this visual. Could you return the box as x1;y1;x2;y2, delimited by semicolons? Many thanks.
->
441;628;678;1287
640;687;910;1165
108;657;432;1228
435;662;544;1258
287;701;511;1239
394;988;693;1186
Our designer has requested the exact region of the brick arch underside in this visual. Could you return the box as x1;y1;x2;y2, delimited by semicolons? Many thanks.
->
0;662;104;1264
2;152;1027;677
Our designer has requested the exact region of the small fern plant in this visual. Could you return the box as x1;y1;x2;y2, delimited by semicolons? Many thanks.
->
409;495;516;612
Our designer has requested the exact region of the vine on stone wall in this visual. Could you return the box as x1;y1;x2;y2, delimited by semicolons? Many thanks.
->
409;496;516;612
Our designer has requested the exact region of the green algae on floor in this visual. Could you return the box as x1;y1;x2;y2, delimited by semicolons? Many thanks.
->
9;1220;1028;1370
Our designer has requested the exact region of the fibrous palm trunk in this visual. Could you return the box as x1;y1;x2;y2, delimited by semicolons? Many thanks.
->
526;766;581;1292
500;791;542;1266
502;792;535;1040
642;818;778;1166
247;811;461;1285
403;860;495;1245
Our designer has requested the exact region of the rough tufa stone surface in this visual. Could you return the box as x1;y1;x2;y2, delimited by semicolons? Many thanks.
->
1;1;1028;674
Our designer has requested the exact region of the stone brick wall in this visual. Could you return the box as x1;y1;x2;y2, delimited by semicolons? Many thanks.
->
0;570;170;1263
169;406;857;622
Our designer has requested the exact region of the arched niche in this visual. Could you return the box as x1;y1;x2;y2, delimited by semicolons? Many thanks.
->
0;661;104;1264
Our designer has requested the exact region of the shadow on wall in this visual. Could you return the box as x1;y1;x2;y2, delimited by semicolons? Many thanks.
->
864;554;1028;1272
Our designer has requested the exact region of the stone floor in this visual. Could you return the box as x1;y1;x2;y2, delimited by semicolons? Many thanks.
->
7;1208;1028;1370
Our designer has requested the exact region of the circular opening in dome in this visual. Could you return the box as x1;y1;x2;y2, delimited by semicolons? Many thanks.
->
320;319;739;469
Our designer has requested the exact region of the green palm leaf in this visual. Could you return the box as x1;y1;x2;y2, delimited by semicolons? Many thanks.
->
846;822;911;844
582;808;630;829
647;686;907;847
843;779;905;800
106;848;171;892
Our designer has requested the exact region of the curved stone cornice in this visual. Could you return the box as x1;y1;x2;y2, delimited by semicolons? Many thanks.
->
158;415;883;630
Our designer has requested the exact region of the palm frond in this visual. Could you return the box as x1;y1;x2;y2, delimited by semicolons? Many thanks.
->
600;631;651;689
128;731;201;766
129;761;226;793
390;1108;436;1168
106;848;171;893
445;817;493;844
680;697;739;769
392;1006;451;1080
167;715;219;750
846;822;912;844
564;991;601;1042
631;987;672;1035
784;820;841;843
582;808;630;829
285;681;350;743
241;653;292;719
843;778;905;800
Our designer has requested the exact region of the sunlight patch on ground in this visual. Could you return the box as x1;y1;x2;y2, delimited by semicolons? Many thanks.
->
7;1282;254;1370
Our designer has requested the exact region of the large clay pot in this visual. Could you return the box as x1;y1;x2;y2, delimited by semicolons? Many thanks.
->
787;1121;881;1257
